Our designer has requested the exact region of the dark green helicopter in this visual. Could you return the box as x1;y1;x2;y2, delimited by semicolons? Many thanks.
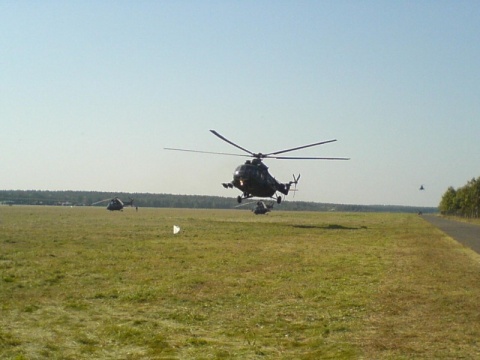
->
253;201;274;215
92;197;134;211
238;200;275;215
165;130;349;204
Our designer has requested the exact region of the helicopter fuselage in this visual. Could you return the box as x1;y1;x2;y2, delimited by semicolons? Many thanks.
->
106;197;134;211
107;198;125;211
229;159;290;199
253;201;273;215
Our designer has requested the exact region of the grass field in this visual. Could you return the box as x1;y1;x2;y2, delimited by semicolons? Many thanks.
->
1;206;480;359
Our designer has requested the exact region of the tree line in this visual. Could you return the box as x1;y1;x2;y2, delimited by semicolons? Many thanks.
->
0;190;437;213
439;177;480;217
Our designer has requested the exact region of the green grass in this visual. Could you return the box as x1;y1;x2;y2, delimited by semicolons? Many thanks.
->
1;206;480;359
443;215;480;225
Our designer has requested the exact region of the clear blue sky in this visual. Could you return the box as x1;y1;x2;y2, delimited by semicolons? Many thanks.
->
2;1;479;207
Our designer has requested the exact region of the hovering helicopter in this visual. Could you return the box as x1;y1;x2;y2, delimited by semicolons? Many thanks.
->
165;130;349;204
92;197;134;211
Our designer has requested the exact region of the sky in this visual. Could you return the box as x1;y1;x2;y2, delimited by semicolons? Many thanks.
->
2;1;479;207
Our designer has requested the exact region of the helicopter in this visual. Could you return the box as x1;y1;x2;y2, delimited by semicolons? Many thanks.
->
251;201;274;215
236;200;274;215
92;197;134;211
165;130;349;204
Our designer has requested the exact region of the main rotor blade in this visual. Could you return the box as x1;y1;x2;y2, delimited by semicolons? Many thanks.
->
235;201;256;208
164;147;250;157
266;139;338;157
210;130;255;156
91;198;111;205
270;156;350;160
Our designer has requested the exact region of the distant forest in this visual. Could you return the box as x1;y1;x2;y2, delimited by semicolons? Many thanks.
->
0;190;437;213
439;176;480;218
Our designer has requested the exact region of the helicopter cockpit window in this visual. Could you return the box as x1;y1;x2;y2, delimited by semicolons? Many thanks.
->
246;166;256;177
236;165;251;177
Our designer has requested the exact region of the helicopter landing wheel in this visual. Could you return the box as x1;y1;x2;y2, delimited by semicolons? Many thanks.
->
237;196;242;203
277;196;282;204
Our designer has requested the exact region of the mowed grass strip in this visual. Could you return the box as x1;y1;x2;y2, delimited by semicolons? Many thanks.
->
1;207;480;359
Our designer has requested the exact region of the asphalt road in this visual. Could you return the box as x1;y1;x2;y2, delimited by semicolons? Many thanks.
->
422;215;480;254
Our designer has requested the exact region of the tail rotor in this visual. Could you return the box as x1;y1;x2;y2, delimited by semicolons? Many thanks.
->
290;174;300;198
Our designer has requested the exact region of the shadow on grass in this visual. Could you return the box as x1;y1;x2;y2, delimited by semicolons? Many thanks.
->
292;224;368;230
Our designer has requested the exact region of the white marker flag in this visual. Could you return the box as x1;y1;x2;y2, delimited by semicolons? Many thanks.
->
173;225;181;234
